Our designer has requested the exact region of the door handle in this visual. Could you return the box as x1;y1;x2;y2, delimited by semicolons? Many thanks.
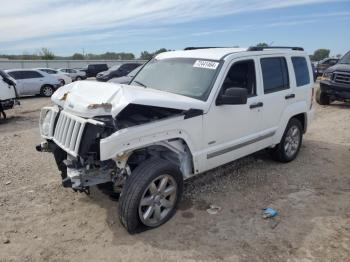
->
249;102;263;109
285;94;295;100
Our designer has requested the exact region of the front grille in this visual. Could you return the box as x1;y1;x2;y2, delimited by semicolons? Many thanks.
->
53;111;87;157
53;111;105;157
334;72;350;85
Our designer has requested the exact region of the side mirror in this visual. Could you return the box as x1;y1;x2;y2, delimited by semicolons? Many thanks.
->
216;87;248;105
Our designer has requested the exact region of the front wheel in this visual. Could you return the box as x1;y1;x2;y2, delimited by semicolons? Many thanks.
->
316;88;330;105
119;158;183;234
270;118;303;163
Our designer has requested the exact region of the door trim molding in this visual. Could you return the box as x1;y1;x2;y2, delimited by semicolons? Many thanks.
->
206;131;275;159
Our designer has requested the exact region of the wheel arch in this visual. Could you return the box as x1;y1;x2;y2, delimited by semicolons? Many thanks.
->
273;102;308;145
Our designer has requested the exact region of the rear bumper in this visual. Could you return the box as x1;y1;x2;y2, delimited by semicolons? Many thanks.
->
320;80;350;100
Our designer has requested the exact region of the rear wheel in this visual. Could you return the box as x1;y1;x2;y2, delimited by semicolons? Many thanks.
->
76;76;82;81
119;158;183;234
40;85;54;97
316;88;330;105
270;118;303;163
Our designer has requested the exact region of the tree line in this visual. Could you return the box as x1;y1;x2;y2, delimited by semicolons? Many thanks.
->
0;45;342;61
0;48;170;61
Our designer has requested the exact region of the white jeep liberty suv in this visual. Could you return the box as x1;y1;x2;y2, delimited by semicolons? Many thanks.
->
37;46;314;233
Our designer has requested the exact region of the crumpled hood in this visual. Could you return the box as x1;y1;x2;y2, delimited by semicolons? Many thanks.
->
51;81;205;118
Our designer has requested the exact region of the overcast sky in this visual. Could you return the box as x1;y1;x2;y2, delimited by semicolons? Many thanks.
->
0;0;349;56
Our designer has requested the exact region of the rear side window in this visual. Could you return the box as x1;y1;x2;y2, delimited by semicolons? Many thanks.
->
22;71;43;79
292;57;310;87
261;57;289;94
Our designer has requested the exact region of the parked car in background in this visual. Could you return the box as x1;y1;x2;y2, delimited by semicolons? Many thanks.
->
37;46;314;233
316;58;339;76
0;70;19;119
36;68;72;85
97;63;142;82
317;50;350;105
5;69;61;97
108;65;143;84
57;68;86;81
81;64;108;77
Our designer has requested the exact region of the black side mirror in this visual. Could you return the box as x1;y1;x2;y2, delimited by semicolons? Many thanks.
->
216;87;248;105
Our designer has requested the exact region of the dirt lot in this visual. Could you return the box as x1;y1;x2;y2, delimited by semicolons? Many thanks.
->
1;85;350;262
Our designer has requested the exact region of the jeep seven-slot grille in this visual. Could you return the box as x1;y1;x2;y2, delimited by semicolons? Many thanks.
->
334;72;350;85
53;111;86;157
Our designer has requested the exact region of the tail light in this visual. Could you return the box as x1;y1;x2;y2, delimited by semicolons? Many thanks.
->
310;87;314;109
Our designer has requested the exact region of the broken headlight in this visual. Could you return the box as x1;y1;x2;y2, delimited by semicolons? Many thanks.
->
41;110;52;136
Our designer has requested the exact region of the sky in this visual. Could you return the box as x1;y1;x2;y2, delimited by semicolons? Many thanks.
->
0;0;349;57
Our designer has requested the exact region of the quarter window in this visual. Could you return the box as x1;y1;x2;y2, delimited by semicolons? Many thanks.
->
292;57;310;87
261;57;289;94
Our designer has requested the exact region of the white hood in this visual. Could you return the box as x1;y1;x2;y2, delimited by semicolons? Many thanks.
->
51;81;205;118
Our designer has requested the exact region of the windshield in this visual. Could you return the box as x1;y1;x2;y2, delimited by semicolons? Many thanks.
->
127;65;142;77
130;58;221;100
339;51;350;64
109;64;121;71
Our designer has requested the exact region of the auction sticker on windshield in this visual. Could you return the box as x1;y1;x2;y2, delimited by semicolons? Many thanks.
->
193;60;219;70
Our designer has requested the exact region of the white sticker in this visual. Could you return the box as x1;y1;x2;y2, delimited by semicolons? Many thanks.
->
193;60;219;70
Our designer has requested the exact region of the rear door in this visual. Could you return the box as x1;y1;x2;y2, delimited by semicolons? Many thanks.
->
258;56;292;136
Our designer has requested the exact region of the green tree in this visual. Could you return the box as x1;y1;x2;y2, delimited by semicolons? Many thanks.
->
256;43;269;47
39;48;55;60
72;53;84;60
154;48;168;55
312;49;330;61
140;51;153;60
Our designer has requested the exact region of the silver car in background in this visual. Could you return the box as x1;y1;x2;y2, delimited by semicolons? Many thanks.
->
36;68;72;85
57;68;86;81
5;69;62;97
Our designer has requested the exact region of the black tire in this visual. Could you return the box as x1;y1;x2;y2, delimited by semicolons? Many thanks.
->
40;85;54;97
76;76;82;81
119;158;183;234
59;79;65;85
270;118;303;163
316;88;330;105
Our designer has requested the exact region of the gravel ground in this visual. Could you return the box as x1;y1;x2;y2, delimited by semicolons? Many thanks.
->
1;85;350;262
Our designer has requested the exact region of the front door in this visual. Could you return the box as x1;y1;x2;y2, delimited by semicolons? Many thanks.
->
202;58;265;172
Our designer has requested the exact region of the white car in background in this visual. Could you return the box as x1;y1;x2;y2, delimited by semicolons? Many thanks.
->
58;68;86;81
5;69;61;97
36;68;72;86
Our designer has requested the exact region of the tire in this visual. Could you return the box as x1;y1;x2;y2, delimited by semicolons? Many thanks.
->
316;88;330;105
119;158;183;234
76;76;82;81
40;85;54;97
59;79;65;85
270;118;303;163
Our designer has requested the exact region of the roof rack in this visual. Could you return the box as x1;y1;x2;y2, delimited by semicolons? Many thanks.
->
248;46;304;51
184;47;225;50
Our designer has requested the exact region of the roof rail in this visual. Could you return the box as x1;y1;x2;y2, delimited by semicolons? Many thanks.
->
248;46;304;51
184;47;225;50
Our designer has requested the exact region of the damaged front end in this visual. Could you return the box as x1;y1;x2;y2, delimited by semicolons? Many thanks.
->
36;106;124;193
36;101;194;194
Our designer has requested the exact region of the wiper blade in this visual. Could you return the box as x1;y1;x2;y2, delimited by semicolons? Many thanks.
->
133;80;147;88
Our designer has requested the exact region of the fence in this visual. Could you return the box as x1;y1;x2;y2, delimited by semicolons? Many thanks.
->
0;60;147;70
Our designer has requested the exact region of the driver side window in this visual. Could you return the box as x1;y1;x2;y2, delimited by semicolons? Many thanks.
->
221;60;256;97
